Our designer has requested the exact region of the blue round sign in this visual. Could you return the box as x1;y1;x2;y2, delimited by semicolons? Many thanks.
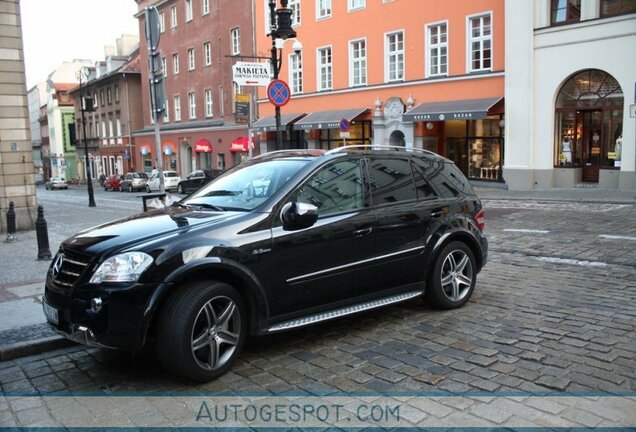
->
267;79;291;107
339;118;350;132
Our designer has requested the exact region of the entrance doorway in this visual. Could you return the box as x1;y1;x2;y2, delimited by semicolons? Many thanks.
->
580;110;602;182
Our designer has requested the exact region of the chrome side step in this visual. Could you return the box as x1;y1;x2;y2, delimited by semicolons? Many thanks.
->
266;290;422;333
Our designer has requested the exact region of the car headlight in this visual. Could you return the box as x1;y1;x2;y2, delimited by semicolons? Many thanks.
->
89;252;153;284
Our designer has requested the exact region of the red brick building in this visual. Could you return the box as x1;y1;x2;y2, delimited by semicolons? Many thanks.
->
134;0;257;176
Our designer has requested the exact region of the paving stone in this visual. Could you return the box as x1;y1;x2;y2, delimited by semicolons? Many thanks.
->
535;375;571;391
467;354;497;367
519;351;545;362
412;371;445;385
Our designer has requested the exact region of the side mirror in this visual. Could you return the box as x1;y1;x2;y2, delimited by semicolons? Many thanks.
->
281;202;318;230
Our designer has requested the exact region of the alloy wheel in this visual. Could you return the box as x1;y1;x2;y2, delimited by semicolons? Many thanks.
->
439;249;474;302
190;296;241;371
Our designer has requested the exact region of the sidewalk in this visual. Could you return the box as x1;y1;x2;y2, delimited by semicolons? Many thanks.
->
0;184;634;361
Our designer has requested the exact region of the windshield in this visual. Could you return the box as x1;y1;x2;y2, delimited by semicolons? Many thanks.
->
184;159;308;211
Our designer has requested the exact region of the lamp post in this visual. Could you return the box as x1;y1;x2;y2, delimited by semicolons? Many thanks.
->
268;0;298;150
77;67;96;207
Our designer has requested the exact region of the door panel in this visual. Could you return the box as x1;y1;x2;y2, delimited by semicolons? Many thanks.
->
581;110;602;182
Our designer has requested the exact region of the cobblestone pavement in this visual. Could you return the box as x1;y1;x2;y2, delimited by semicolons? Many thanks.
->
0;198;634;427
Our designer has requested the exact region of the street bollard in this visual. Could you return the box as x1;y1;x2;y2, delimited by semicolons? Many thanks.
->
6;201;16;242
36;205;52;260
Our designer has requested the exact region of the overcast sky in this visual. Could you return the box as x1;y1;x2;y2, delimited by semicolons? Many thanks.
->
20;0;140;89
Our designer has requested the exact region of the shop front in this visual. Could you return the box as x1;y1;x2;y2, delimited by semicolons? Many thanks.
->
295;108;371;150
230;136;250;165
139;144;153;173
251;113;307;152
194;139;213;170
162;141;178;171
403;97;504;182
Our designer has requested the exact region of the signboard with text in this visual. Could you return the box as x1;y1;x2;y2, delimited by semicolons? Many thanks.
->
232;61;272;86
234;94;250;124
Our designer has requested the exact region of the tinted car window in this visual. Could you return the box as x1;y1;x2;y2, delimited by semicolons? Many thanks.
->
412;162;437;199
297;159;364;216
367;158;416;206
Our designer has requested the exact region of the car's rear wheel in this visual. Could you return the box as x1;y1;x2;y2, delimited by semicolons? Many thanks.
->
425;241;476;309
156;280;246;382
177;184;184;194
128;185;133;193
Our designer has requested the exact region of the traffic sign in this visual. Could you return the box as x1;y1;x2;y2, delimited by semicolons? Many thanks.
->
339;118;350;132
267;79;291;107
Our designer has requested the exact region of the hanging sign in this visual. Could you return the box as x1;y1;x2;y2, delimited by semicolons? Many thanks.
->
232;61;272;86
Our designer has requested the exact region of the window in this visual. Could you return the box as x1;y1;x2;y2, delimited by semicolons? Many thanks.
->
162;57;167;77
173;54;180;74
99;90;104;106
289;52;303;94
468;13;492;72
297;159;364;216
232;82;240;114
159;12;165;32
164;99;169;122
427;22;448;77
101;120;106;137
368;158;418;206
600;0;636;16
202;0;210;15
386;31;404;82
217;153;225;170
174;95;181;121
203;42;212;66
205;89;213;117
550;0;581;24
116;117;122;138
188;92;196;119
316;0;331;19
107;87;112;104
188;48;195;70
317;47;332;91
349;39;367;87
114;85;119;103
348;0;365;11
289;0;300;26
185;0;193;22
231;28;240;55
170;5;177;27
108;119;114;137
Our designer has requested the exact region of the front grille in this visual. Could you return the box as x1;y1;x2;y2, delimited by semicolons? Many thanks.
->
50;250;92;292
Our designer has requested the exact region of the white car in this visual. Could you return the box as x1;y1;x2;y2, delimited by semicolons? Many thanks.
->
146;170;181;192
45;176;68;190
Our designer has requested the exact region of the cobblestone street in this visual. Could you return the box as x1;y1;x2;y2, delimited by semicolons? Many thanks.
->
0;196;635;427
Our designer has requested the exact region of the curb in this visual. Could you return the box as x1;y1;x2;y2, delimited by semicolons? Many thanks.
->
480;196;636;205
0;335;76;361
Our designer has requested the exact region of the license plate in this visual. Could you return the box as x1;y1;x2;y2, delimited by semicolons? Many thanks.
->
43;301;59;325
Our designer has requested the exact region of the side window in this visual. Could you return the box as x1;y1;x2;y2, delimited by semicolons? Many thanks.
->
297;159;364;216
411;161;437;199
367;158;416;206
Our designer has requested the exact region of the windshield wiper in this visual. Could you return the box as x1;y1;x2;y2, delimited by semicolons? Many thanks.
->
187;202;225;211
171;201;190;209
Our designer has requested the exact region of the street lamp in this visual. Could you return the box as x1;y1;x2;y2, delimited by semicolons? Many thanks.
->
268;0;298;150
76;67;96;207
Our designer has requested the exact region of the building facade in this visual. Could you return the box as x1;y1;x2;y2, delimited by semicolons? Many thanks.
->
0;0;37;232
505;0;636;190
254;0;506;183
134;0;257;177
69;50;143;181
27;82;47;183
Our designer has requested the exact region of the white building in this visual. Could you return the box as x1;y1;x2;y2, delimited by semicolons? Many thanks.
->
505;0;635;190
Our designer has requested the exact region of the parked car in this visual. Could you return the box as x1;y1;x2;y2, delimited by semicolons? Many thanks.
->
43;146;487;382
176;169;223;194
146;171;182;192
44;176;68;190
103;175;124;192
120;172;149;192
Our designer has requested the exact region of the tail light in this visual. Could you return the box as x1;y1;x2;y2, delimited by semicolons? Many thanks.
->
475;209;485;232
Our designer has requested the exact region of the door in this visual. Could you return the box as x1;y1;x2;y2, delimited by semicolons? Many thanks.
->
267;157;377;317
581;110;602;182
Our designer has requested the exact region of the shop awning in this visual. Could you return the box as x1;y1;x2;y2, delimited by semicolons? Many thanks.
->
295;108;369;130
251;113;306;132
140;144;152;155
194;139;213;153
402;97;504;122
230;136;250;153
163;141;176;155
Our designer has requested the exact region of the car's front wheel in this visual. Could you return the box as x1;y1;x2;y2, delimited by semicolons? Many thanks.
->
156;280;246;382
128;185;133;193
425;241;476;309
177;184;184;194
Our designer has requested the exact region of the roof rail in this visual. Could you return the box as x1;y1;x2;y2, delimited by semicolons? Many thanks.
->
253;149;325;159
325;144;438;156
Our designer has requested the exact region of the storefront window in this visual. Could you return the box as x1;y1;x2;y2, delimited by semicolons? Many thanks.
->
554;69;623;169
318;121;372;150
445;118;503;182
601;0;636;17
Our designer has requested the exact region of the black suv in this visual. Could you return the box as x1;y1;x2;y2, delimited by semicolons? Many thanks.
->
43;147;487;382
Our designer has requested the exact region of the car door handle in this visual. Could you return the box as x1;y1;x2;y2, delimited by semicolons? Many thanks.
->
353;227;373;237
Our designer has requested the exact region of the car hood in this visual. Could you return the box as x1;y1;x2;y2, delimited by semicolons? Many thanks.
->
60;207;244;256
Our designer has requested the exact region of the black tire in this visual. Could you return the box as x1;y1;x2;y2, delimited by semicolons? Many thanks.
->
119;185;124;192
128;185;133;193
104;186;108;192
156;280;246;382
425;241;476;309
177;184;184;194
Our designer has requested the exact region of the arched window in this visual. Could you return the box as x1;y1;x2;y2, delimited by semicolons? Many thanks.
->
554;69;623;181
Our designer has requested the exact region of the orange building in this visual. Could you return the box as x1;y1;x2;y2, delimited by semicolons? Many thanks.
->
254;0;505;182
